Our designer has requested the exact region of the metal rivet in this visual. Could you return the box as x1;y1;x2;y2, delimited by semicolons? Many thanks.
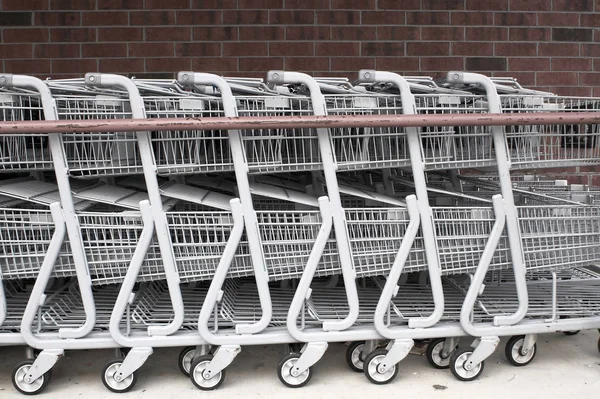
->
273;73;279;80
364;72;371;79
89;75;96;82
453;73;459;80
0;76;6;84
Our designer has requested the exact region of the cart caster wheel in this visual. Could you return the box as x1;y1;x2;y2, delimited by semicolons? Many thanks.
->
426;338;455;369
12;360;52;395
563;330;580;336
363;349;398;385
178;346;196;377
450;348;484;382
102;359;137;393
346;341;366;372
505;335;536;367
277;353;312;388
190;354;225;391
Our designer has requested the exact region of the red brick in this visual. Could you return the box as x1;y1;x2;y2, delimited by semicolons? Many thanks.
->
3;28;49;43
239;57;284;71
580;165;600;173
146;57;192;72
362;11;405;24
466;0;508;10
494;12;536;26
539;43;579;56
377;0;420;9
316;10;360;24
51;58;97;74
98;27;141;41
82;11;129;26
50;0;94;10
191;0;237;8
501;72;536;86
551;86;593;96
285;26;330;40
238;0;284;8
82;43;127;58
5;59;51;74
406;42;450;56
536;72;578;86
316;42;360;56
145;0;189;8
552;58;593;71
452;42;493;56
331;57;375;70
332;26;376;40
553;0;593;11
176;10;222;25
450;12;494;25
406;11;448;25
238;26;284;40
269;42;313;56
2;0;48;10
129;43;175;57
509;28;550;41
466;27;508;41
582;44;600;56
269;10;314;24
0;44;33;58
377;26;419;41
495;43;537;56
421;26;464;41
465;57;507;71
331;0;375;8
146;27;191;41
538;13;579;26
375;57;419;71
581;13;600;27
99;58;144;73
223;10;269;24
422;0;464;10
421;57;464;71
97;0;143;9
130;11;176;25
508;57;551;71
285;0;328;9
50;27;95;42
510;0;551;11
580;72;600;84
192;57;238;72
223;42;268;56
175;42;221;57
34;43;80;58
285;57;329;70
34;12;79;25
593;58;600;71
193;27;238;41
362;42;405;56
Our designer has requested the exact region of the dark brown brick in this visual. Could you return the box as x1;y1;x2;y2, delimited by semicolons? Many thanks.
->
316;10;360;24
223;10;269;24
193;27;238;41
422;0;464;10
452;42;493;56
130;11;176;25
582;44;600;56
269;10;315;24
362;11;405;24
494;12;536;26
552;58;592;71
34;12;79;26
495;42;537;56
331;56;375;70
377;26;419;41
553;0;593;11
0;12;32;26
421;57;464;71
450;12;494;25
421;27;464;41
285;0;327;9
51;27;96;42
539;43;580;56
536;72;578;85
406;11;448;25
146;57;192;72
97;0;143;9
50;0;94;10
223;42;268;56
5;60;51;76
51;58;97;74
552;28;593;42
509;28;550;41
82;42;128;58
332;26;376;40
466;0;508;10
239;57;284;71
510;0;551;11
146;27;191;41
508;57;550;71
192;57;238;72
538;13;579;26
131;72;173;79
406;42;449;56
377;0;420;9
191;0;236;8
238;0;283;8
97;27;142;41
0;44;33;58
285;26;330;40
269;42;313;56
2;0;48;10
466;27;508;41
284;57;329;70
3;28;48;42
129;42;175;57
331;0;375;8
465;57;507;71
362;42;405;56
553;87;592;96
316;42;360;56
238;26;284;40
82;11;129;26
34;43;80;58
98;58;144;73
176;10;222;25
375;57;419;71
145;0;189;8
175;42;221;57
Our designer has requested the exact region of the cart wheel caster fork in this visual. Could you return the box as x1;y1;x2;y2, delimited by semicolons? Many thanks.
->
277;342;328;388
12;349;63;395
190;345;240;391
363;339;414;385
450;336;499;382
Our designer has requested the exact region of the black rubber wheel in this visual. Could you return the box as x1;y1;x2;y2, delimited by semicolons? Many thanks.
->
190;354;225;391
563;330;580;336
101;359;137;393
11;360;52;395
363;349;398;385
426;338;454;369
345;341;366;372
505;335;537;367
178;346;196;377
450;348;484;382
277;353;312;388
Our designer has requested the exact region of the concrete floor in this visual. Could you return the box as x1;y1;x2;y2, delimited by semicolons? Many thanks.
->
1;331;599;398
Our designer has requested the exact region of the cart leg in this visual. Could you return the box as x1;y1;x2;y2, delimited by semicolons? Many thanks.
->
201;345;241;380
522;334;537;354
291;342;328;375
114;347;153;380
442;337;459;358
378;339;414;373
464;336;499;370
362;340;379;360
23;349;63;382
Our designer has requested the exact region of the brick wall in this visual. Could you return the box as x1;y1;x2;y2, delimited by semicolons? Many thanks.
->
0;0;598;97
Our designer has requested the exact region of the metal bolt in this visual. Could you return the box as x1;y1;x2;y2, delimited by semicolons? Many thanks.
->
272;73;280;80
88;75;96;82
364;72;371;80
25;377;32;383
0;76;6;84
181;74;190;82
452;73;460;81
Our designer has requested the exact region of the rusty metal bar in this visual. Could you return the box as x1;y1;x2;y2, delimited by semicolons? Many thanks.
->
0;112;599;135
